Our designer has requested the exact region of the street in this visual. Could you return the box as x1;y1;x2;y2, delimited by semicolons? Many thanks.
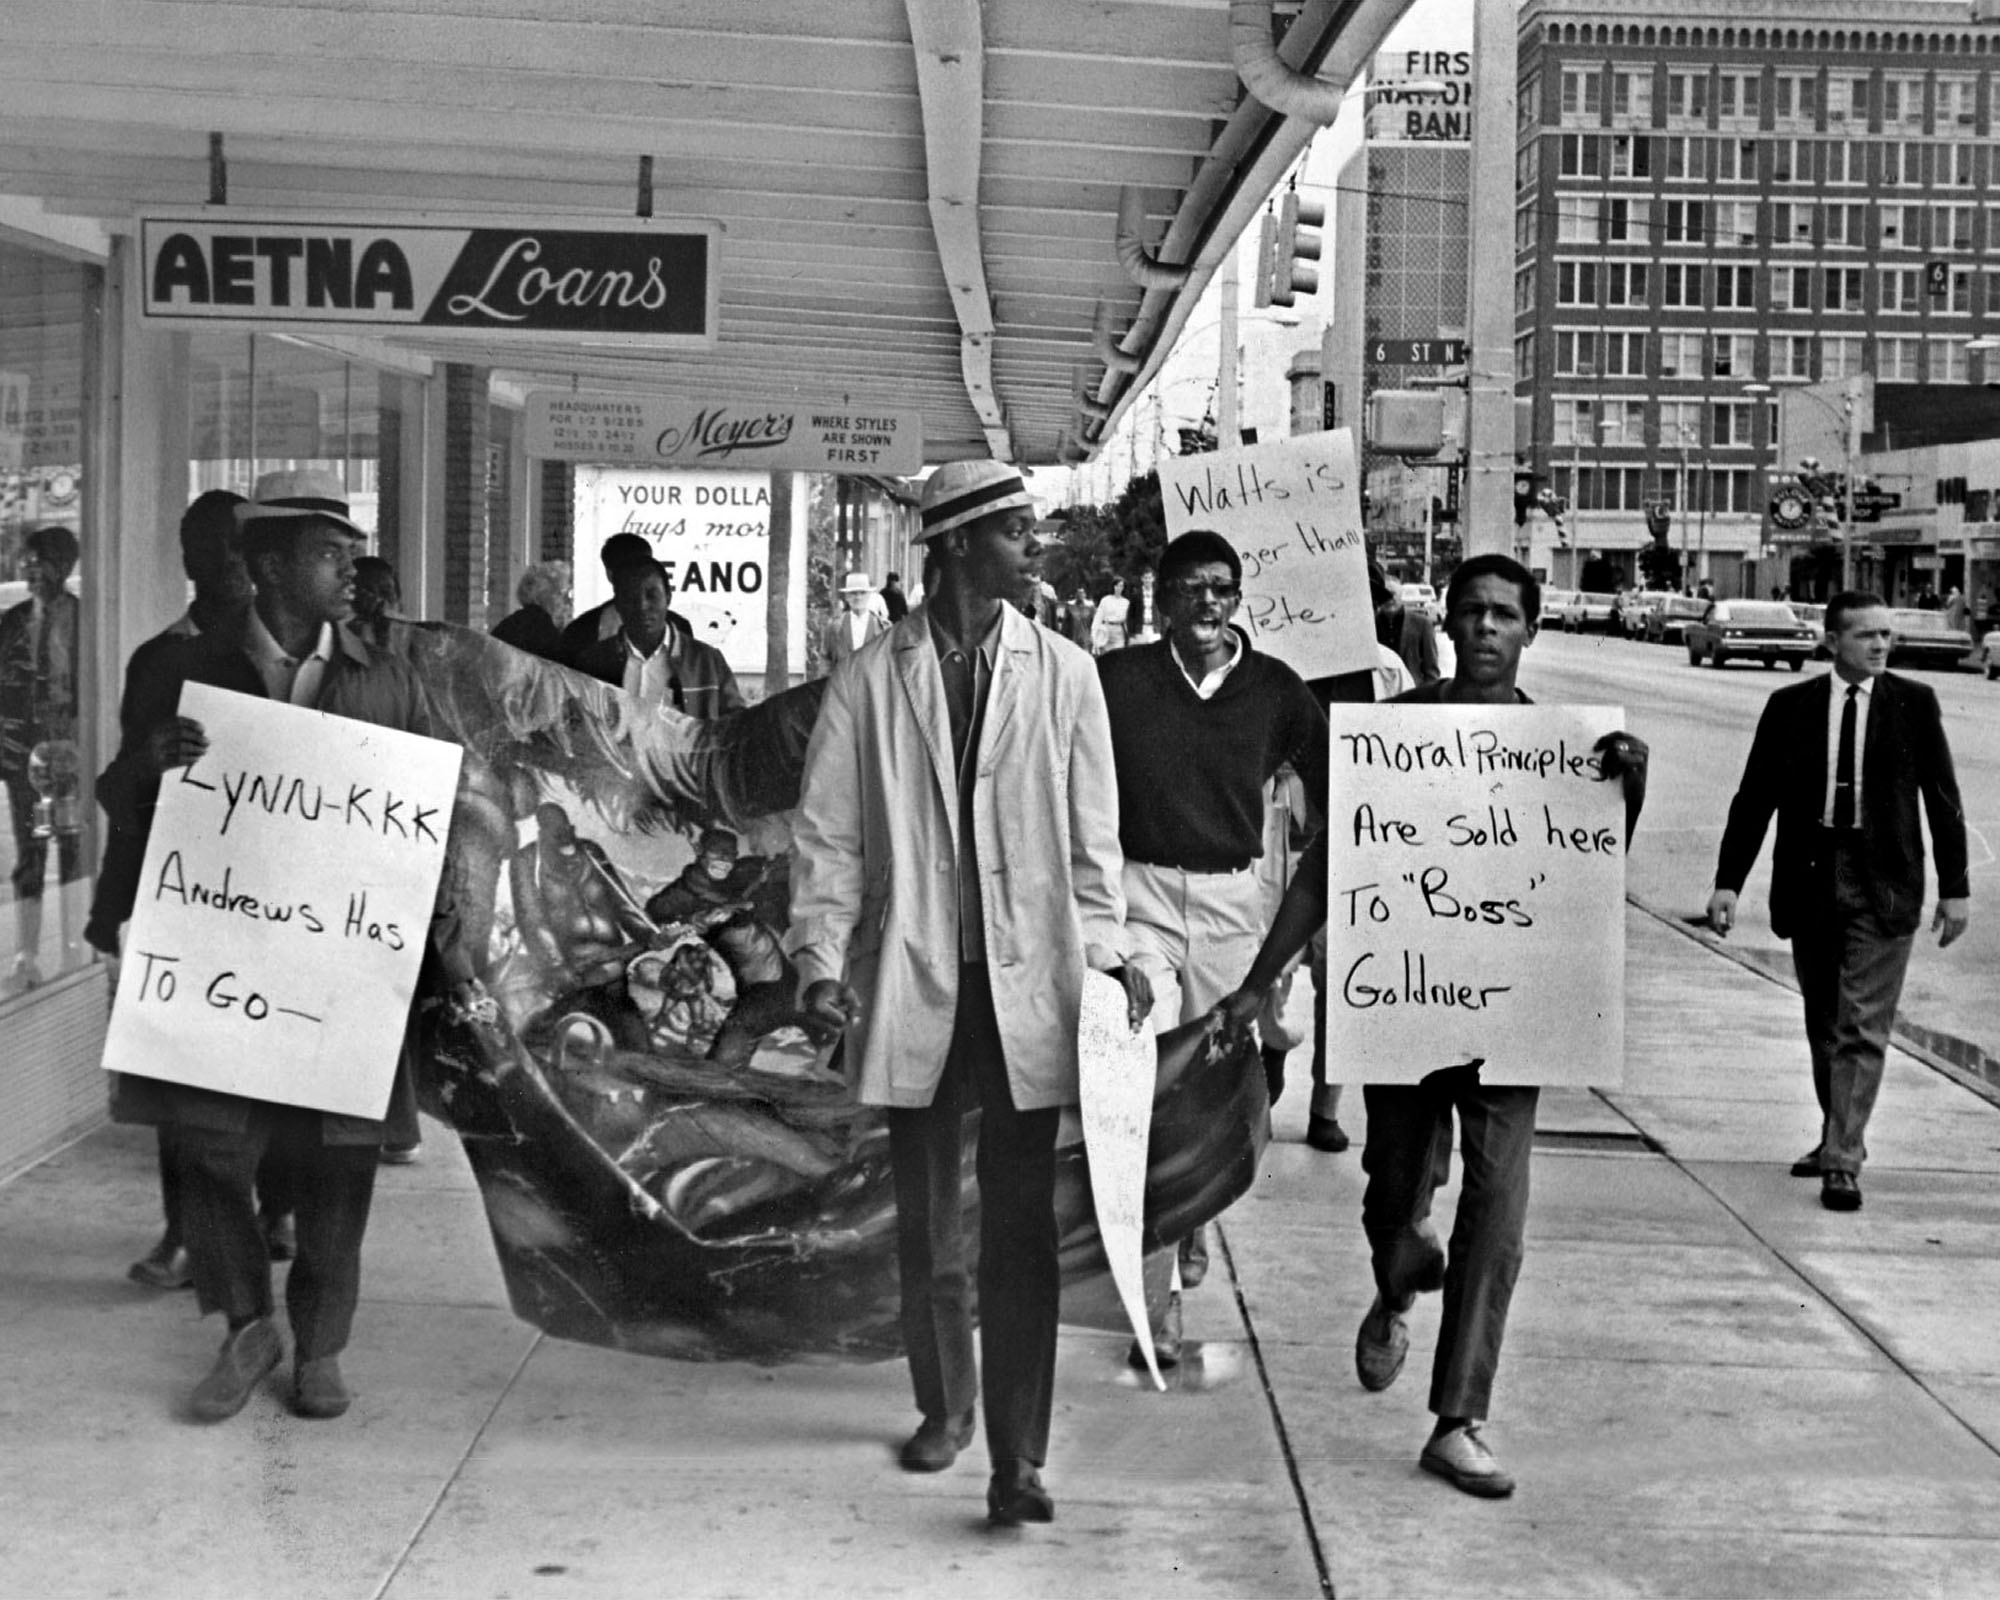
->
1515;627;2000;1075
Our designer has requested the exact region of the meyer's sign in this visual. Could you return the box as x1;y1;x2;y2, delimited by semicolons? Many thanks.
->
526;391;922;474
137;213;718;345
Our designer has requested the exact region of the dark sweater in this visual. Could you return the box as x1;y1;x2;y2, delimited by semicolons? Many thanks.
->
1098;632;1328;872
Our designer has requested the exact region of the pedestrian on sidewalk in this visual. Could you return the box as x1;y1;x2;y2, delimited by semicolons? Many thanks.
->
1706;590;1969;1213
1213;553;1650;1500
786;460;1151;1528
1097;529;1327;1368
97;469;443;1425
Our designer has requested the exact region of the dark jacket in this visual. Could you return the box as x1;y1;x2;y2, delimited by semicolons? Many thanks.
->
571;618;745;721
0;591;79;779
99;619;436;1145
491;601;564;661
1715;671;1969;939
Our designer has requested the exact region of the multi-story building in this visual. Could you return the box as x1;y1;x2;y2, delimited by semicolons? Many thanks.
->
1516;0;2000;597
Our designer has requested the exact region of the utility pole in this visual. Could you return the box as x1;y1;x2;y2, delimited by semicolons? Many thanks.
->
1218;247;1240;449
1463;0;1518;552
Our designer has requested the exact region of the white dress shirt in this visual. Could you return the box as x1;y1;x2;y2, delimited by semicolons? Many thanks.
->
243;613;336;706
1822;675;1873;827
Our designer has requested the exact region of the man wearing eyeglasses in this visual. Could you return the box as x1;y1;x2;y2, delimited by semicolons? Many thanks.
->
1097;529;1328;1362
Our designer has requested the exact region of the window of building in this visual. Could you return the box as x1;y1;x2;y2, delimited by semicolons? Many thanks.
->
1877;336;1922;380
1825;141;1863;186
1558;134;1601;178
1773;75;1817;126
1517;143;1541;192
1519;76;1541;131
1603;195;1649;243
1880;142;1920;187
1556;260;1598;306
1712;138;1758;184
1717;71;1761;125
1822;335;1863;379
1662;199;1706;244
1562;68;1604;121
1604;329;1649;376
1825;203;1866;249
1770;139;1811;185
1714;469;1754;513
1552;398;1595;448
1602;466;1647;510
1515;266;1536;314
1823;267;1865;311
1714;264;1756;308
1608;135;1651;179
1660;399;1702;445
1770;265;1813;311
1659;332;1704;378
1612;68;1653;124
1710;333;1756;378
1666;71;1709;123
1556;199;1597;243
1938;142;1975;188
1710;401;1754;447
1934;205;1975;253
1880;266;1922;313
1718;201;1758;246
1605;260;1649;307
1928;340;1968;384
1661;261;1702;308
1772;335;1815;379
1515;331;1536;374
1771;202;1812;247
1664;136;1708;181
1879;204;1913;250
1610;398;1647;441
1554;329;1596;376
1881;75;1926;129
1936;76;1978;129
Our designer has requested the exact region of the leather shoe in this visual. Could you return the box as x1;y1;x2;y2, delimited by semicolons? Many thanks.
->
1305;1115;1351;1153
899;1408;975;1472
129;1239;194;1291
380;1141;422;1166
1355;1295;1409;1392
1420;1422;1516;1498
986;1460;1055;1526
1821;1170;1863;1211
294;1356;353;1419
1127;1289;1182;1372
264;1212;298;1263
190;1318;282;1422
1178;1226;1210;1289
1789;1147;1825;1178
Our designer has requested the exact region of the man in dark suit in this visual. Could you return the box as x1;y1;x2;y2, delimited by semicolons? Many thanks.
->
570;558;743;721
1707;590;1970;1212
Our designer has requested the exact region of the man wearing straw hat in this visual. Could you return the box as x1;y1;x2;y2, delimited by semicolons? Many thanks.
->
820;570;887;673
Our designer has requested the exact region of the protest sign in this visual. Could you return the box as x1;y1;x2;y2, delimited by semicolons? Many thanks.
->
1078;971;1163;1390
102;683;463;1121
1320;704;1625;1086
1159;429;1374;680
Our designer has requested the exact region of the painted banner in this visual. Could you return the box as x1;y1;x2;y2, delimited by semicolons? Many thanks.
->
1159;429;1375;681
1320;704;1626;1087
102;683;462;1120
526;391;922;474
137;213;717;344
1077;971;1163;1390
572;465;806;677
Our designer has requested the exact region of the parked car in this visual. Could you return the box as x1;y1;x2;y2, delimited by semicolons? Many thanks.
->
1617;590;1667;639
1566;591;1618;632
1646;594;1708;645
1396;581;1443;624
1542;588;1578;628
1886;608;1974;671
1684;599;1819;670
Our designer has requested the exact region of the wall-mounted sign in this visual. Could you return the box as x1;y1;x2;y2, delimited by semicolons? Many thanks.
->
1366;50;1474;144
526;391;921;474
137;213;717;346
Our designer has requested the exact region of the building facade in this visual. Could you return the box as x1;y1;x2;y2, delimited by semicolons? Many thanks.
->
1515;0;2000;595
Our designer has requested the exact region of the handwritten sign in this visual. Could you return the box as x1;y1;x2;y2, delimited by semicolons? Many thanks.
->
1159;430;1374;680
1077;971;1164;1390
1320;705;1625;1086
102;683;463;1120
527;390;922;474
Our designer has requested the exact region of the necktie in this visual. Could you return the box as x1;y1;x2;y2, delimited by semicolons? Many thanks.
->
1833;685;1859;831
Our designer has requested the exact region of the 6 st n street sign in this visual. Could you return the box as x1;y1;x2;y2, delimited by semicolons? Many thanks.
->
139;213;718;346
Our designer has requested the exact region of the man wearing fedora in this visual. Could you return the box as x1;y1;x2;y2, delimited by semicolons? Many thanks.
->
99;468;439;1425
821;571;887;673
788;459;1150;1528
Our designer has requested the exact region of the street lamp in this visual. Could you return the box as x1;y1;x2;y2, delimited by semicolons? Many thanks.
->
1747;379;1860;590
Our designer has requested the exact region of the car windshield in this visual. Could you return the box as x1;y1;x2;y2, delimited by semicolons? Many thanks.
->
1718;602;1802;625
1668;597;1705;615
1582;592;1615;605
1890;610;1953;632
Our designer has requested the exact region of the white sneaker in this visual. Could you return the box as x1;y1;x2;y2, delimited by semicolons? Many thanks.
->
1420;1422;1516;1498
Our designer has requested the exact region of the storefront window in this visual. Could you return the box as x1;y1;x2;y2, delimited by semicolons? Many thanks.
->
0;242;97;997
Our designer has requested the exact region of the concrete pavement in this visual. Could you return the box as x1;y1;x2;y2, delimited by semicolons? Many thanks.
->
5;901;2000;1599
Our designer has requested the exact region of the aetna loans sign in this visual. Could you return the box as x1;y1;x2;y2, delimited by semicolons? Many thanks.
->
137;213;718;345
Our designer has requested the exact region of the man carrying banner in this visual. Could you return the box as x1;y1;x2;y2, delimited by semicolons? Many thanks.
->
787;460;1150;1528
1214;553;1649;1498
1097;529;1328;1363
99;469;439;1425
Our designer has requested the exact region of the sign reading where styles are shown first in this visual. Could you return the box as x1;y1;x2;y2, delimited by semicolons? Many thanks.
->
527;391;923;475
1319;704;1627;1087
102;684;463;1122
1159;430;1376;683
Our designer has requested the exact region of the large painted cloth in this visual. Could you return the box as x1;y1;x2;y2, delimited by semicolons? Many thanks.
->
398;621;1268;1363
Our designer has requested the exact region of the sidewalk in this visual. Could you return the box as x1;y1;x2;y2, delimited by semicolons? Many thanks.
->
4;903;2000;1599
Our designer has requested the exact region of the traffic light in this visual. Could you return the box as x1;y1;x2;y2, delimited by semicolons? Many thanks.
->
1264;190;1324;307
1251;211;1279;310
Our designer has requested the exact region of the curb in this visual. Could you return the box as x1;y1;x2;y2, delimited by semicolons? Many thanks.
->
1627;891;2000;1115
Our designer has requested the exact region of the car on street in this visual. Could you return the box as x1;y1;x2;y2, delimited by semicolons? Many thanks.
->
1616;590;1667;639
1646;594;1708;645
1396;581;1443;624
1542;588;1577;629
1886;608;1974;671
1684;599;1820;670
1551;590;1617;632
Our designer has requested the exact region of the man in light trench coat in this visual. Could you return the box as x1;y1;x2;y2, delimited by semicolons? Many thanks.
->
787;460;1151;1529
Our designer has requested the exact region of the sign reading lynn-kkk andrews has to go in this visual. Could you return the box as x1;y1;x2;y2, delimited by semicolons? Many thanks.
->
1320;704;1626;1087
1160;430;1375;682
137;213;718;345
527;391;922;474
102;684;463;1122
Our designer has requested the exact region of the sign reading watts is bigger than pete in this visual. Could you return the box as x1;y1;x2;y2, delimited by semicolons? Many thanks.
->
138;213;717;345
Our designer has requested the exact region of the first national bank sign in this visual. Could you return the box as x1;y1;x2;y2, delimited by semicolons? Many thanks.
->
137;212;718;346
